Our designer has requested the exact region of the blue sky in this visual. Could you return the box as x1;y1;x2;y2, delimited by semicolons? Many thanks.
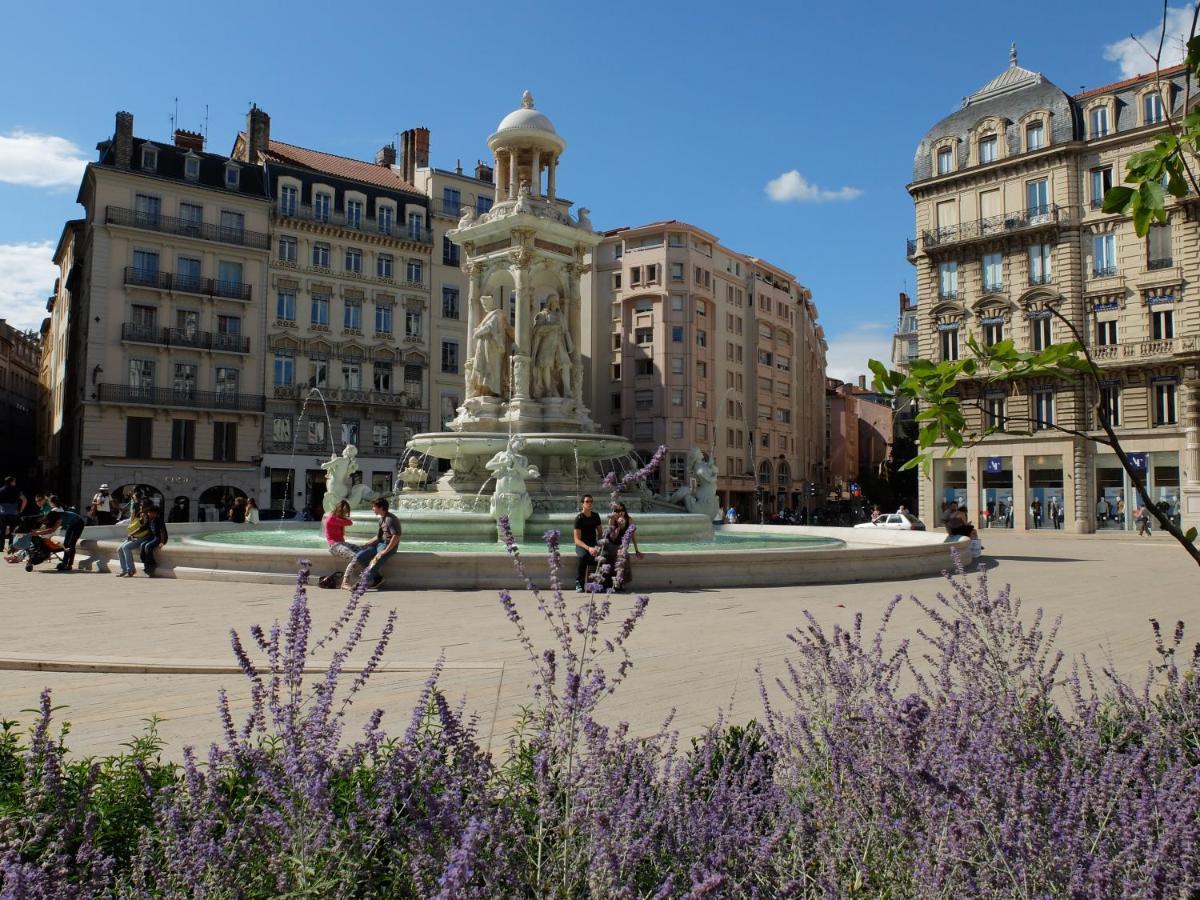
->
0;0;1184;379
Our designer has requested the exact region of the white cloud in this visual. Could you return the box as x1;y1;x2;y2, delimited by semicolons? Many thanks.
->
0;241;56;330
765;170;862;203
824;321;893;384
1103;4;1195;79
0;131;88;189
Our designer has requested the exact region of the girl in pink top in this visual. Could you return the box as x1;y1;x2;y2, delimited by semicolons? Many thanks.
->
323;500;360;584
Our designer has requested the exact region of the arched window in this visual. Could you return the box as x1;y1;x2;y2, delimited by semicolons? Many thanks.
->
758;460;772;485
777;461;791;486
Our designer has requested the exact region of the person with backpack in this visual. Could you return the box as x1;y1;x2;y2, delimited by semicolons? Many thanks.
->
0;475;28;553
139;504;168;576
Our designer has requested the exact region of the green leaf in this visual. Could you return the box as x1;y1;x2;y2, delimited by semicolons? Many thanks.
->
1102;185;1135;214
1186;527;1198;544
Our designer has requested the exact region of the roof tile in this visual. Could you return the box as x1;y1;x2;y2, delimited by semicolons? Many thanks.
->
263;138;420;194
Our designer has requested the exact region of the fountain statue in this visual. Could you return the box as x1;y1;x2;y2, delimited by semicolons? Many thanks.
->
467;294;512;399
663;448;721;522
531;291;572;400
321;444;377;512
485;435;540;541
397;457;429;492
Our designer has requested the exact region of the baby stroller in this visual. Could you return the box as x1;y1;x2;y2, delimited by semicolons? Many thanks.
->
23;534;64;572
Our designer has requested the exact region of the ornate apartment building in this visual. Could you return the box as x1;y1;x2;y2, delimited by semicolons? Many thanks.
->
403;134;499;438
43;112;271;518
588;221;827;518
231;108;433;515
0;319;40;480
908;50;1199;532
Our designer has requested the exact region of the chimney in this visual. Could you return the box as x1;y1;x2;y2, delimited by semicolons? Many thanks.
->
174;128;204;152
455;158;463;175
858;375;867;390
113;111;134;169
899;290;912;311
246;103;270;163
399;129;415;183
475;161;494;183
376;143;397;167
413;127;430;169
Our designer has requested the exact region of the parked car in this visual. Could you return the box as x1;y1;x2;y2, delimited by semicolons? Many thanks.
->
853;512;926;531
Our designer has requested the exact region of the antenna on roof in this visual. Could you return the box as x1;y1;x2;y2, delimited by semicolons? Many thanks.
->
203;104;209;148
170;97;178;137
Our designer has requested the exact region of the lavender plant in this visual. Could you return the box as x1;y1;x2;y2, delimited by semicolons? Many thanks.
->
1;534;1198;896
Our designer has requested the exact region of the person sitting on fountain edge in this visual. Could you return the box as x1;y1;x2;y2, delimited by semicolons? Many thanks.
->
573;494;602;593
347;497;401;590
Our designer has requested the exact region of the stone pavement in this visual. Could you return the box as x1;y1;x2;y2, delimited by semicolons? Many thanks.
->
0;528;1196;759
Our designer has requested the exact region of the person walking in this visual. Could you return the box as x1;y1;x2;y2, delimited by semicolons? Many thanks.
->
602;501;644;591
116;506;153;576
139;504;168;577
167;497;189;523
1029;498;1043;529
573;494;602;592
323;500;360;587
0;476;28;553
346;497;401;589
245;498;260;525
1134;504;1152;536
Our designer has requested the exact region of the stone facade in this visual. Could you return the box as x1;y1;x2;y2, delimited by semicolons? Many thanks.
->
43;113;271;519
587;220;827;520
0;318;40;480
232;108;433;516
908;51;1200;533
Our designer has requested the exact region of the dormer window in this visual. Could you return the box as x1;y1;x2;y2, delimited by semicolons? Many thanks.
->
1025;120;1044;151
184;155;200;181
936;147;953;175
1144;92;1164;125
141;147;157;172
1089;106;1109;138
978;135;998;164
224;164;240;189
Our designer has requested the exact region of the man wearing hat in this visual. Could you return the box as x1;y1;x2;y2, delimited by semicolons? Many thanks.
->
91;484;116;526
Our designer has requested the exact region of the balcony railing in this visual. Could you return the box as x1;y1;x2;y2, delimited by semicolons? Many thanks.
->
120;322;250;353
436;201;461;218
922;204;1060;250
1092;264;1118;278
938;289;959;301
106;206;269;249
906;238;917;257
123;267;252;301
1148;257;1174;270
98;383;265;412
263;440;332;455
1028;274;1053;286
1092;335;1198;362
275;204;433;243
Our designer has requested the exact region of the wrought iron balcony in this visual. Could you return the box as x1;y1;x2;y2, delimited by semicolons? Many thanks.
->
106;206;269;249
1148;257;1174;270
123;267;252;301
1028;274;1053;286
120;322;250;354
98;383;265;412
921;204;1060;250
275;203;433;243
436;201;462;218
1092;264;1118;278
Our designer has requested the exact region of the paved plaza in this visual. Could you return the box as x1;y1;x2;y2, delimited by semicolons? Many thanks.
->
1;529;1196;759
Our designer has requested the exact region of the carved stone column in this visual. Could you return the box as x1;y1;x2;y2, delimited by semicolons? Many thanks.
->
530;149;541;197
547;155;557;200
1181;370;1200;531
508;149;519;200
511;249;532;401
567;263;585;404
464;263;484;397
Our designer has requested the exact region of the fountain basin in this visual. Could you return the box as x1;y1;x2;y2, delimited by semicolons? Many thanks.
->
72;523;966;589
408;431;633;460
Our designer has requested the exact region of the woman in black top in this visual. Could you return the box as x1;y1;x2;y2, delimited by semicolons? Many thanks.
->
603;502;644;590
572;494;602;592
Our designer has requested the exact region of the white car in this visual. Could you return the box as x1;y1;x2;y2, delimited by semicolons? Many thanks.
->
854;512;926;531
